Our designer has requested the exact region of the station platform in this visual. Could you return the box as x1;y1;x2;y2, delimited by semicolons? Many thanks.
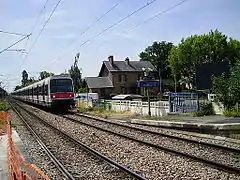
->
0;130;24;180
127;116;240;131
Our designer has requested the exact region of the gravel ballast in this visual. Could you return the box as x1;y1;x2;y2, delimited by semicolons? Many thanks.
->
15;104;136;180
10;110;66;180
21;102;240;180
65;114;240;170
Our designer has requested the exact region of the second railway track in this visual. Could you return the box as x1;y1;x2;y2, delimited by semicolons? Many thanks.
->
13;100;240;179
63;113;240;174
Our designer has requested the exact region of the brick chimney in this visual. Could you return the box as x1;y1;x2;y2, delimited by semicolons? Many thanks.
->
108;55;114;65
125;57;130;65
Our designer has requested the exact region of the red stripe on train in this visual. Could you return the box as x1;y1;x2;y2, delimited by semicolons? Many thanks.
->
51;92;75;99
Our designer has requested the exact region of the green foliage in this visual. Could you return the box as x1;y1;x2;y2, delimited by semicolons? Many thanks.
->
139;41;174;92
169;29;239;89
78;87;88;93
224;108;240;117
69;65;82;92
192;102;215;117
212;61;240;109
39;71;54;80
0;102;9;111
21;70;28;86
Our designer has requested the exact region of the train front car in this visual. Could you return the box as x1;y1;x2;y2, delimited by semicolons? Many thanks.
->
49;76;75;110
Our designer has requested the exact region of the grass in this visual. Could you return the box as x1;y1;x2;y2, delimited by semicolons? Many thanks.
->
77;102;132;119
0;101;9;111
224;108;240;117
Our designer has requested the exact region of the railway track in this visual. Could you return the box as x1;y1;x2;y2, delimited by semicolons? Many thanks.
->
9;102;75;180
62;113;240;175
11;101;146;180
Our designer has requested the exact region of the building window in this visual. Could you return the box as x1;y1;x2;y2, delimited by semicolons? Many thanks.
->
137;74;142;80
120;86;126;94
118;74;127;82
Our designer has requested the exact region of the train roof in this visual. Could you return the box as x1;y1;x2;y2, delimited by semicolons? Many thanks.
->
13;75;72;93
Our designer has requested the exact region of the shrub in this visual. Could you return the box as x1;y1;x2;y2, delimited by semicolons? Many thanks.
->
224;108;240;117
192;102;215;117
0;102;9;111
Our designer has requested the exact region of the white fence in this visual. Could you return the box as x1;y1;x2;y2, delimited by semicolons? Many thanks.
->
77;99;223;117
111;100;169;116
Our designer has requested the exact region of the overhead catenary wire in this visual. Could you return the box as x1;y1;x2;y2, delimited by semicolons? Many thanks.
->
0;34;31;55
124;0;190;34
45;0;124;69
96;0;191;48
45;0;158;71
76;0;158;49
0;30;27;36
22;0;50;58
23;0;63;64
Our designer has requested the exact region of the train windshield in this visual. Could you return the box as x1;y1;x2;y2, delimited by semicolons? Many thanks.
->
50;79;73;93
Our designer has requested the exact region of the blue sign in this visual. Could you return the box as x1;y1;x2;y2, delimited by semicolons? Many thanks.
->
137;80;159;87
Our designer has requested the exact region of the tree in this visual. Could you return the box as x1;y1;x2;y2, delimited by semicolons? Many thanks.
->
21;70;28;86
212;61;240;110
14;85;21;91
39;71;54;80
139;41;174;93
169;29;232;89
69;53;82;92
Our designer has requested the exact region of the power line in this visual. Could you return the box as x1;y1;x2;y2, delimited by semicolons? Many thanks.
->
0;34;31;55
76;0;157;49
46;0;124;69
0;30;26;36
46;0;157;70
23;0;63;63
23;0;50;57
124;0;190;34
96;0;190;48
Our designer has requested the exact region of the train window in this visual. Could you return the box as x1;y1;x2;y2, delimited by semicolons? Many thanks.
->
45;85;48;95
39;86;42;95
34;87;37;95
50;79;73;93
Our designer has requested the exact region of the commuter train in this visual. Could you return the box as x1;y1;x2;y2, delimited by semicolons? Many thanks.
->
11;76;75;110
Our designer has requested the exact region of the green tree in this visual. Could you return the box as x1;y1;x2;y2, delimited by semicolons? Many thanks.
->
169;29;231;89
212;61;240;109
139;41;174;92
21;70;28;86
14;85;21;91
69;66;82;92
69;54;82;92
39;71;54;80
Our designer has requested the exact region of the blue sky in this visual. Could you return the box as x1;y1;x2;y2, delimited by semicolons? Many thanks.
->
0;0;240;91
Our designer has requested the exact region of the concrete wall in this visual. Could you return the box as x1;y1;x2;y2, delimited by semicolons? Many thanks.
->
109;100;169;116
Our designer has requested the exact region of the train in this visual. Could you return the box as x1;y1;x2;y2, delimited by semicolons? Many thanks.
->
11;75;75;110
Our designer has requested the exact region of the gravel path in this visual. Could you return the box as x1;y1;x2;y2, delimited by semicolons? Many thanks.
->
10;110;66;180
21;103;240;180
15;104;135;180
65;114;240;170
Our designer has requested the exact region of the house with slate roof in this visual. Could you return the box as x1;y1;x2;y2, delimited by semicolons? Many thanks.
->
85;55;156;98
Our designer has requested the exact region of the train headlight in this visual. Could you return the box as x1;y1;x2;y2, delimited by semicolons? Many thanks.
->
52;95;56;98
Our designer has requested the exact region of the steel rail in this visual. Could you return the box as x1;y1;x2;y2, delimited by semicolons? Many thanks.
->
74;113;240;153
62;113;240;175
12;101;147;180
9;101;76;180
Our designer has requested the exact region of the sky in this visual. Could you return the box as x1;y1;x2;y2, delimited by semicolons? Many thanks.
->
0;0;240;92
